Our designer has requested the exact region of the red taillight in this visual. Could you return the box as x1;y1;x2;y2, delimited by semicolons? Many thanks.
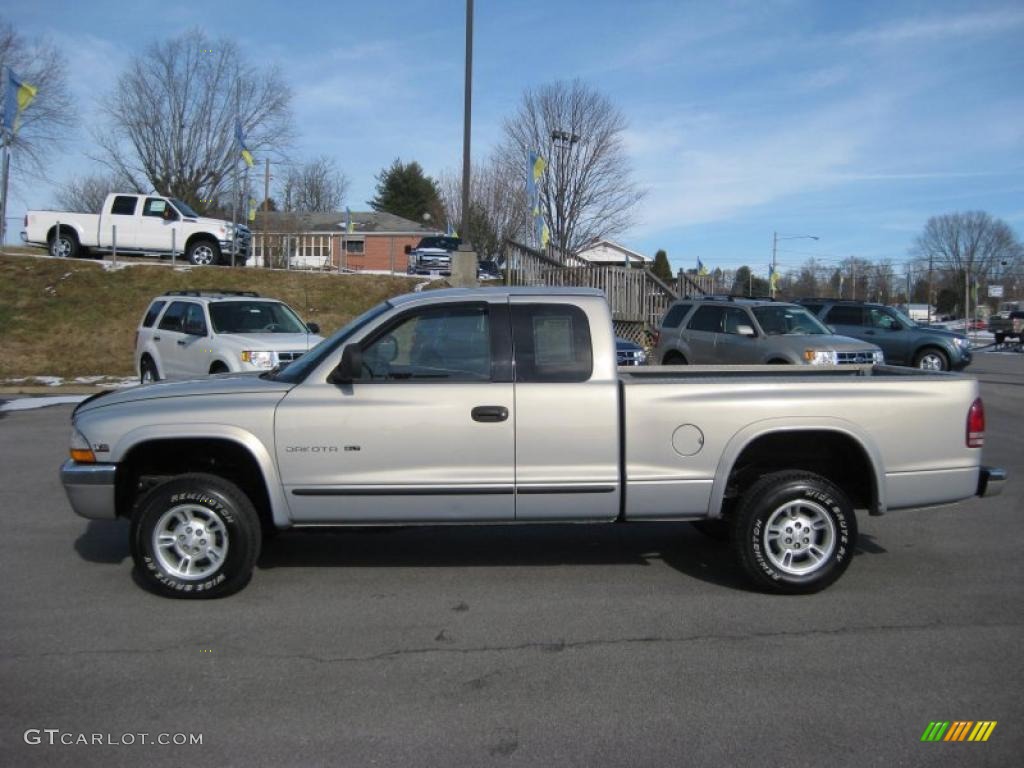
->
967;398;985;448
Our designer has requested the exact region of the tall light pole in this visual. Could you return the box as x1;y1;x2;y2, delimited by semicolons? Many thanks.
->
771;231;819;298
451;0;478;287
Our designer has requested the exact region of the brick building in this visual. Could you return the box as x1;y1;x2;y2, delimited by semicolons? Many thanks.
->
250;210;433;272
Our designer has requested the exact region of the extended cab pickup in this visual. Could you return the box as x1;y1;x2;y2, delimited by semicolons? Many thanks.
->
59;288;1005;598
22;193;251;266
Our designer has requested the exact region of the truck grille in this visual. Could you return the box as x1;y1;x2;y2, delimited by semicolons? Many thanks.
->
837;351;877;365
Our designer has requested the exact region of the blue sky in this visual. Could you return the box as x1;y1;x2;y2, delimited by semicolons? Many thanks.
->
4;0;1023;275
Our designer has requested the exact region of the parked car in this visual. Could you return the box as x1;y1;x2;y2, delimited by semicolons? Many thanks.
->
653;297;883;366
615;337;647;366
135;290;324;382
796;299;972;371
22;193;251;265
988;300;1024;344
61;287;1004;598
405;235;460;275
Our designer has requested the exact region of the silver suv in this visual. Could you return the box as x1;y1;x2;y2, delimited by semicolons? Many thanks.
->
135;290;324;382
653;297;884;366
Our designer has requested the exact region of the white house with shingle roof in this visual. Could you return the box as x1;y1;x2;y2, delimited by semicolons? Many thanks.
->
575;239;650;268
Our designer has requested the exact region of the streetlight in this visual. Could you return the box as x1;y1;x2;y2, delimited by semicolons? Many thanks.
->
771;231;819;298
549;130;581;258
451;0;477;287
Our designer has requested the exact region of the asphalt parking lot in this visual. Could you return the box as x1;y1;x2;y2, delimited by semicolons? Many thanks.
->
1;354;1022;767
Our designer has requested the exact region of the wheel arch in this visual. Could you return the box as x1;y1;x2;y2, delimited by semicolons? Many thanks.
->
46;223;84;246
112;427;289;530
709;419;885;519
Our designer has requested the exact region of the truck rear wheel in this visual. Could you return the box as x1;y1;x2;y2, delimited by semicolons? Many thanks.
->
130;473;261;598
48;230;79;259
731;471;856;594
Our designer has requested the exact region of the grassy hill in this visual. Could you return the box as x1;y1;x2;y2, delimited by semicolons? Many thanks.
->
0;252;426;379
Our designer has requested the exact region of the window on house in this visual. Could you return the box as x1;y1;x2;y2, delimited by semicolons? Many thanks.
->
345;239;365;254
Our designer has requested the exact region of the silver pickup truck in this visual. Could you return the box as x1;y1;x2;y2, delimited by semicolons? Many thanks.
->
60;288;1004;598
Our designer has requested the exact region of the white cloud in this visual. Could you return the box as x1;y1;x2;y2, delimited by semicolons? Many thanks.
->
845;7;1024;46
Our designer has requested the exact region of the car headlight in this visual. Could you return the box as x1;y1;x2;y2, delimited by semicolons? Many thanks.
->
636;349;648;365
69;427;95;464
955;337;971;348
241;350;275;368
873;350;885;364
804;349;837;365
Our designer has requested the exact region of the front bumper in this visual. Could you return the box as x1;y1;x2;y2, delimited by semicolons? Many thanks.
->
977;466;1006;498
60;460;117;519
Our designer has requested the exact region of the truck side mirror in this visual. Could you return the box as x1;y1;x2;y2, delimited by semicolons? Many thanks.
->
306;322;320;335
329;344;363;384
737;325;756;337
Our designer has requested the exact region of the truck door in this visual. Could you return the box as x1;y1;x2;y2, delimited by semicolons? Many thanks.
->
508;299;620;522
682;305;725;363
137;198;178;254
276;300;516;523
102;195;140;249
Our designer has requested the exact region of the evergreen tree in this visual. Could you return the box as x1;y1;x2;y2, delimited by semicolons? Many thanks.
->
369;158;445;224
651;249;673;282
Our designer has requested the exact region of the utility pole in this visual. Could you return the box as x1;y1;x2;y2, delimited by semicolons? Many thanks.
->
771;232;777;299
927;253;934;325
230;79;241;268
449;0;478;287
851;259;857;301
263;158;271;268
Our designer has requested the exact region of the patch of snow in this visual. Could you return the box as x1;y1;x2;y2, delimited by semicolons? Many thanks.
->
0;395;88;412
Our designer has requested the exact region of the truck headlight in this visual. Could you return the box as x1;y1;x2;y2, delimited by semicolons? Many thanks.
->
804;349;837;365
69;427;95;464
241;350;275;368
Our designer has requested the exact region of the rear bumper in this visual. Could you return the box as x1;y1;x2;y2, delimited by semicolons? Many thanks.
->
60;460;117;519
977;466;1006;498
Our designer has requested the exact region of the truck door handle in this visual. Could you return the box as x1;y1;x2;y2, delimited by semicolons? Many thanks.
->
153;335;161;341
176;339;187;346
472;406;508;423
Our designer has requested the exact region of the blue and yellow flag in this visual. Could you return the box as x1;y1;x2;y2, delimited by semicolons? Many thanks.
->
248;197;258;222
345;207;354;233
697;259;709;276
446;221;458;238
3;69;38;137
769;264;779;291
234;119;254;168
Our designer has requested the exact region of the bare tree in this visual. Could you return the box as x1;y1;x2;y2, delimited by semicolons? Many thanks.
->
439;153;530;258
55;172;133;212
911;212;1022;306
93;28;293;214
500;79;644;256
0;19;75;179
281;156;349;213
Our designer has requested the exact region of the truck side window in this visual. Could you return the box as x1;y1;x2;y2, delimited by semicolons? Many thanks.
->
110;196;137;216
158;301;189;332
360;304;491;382
661;303;691;328
825;306;864;326
143;198;171;218
512;304;593;383
142;301;166;328
686;305;725;332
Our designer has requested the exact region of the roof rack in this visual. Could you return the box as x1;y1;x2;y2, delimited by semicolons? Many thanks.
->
692;294;781;302
164;290;261;297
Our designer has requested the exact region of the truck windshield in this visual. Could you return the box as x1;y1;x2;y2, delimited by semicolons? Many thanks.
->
209;301;308;334
265;301;393;383
752;306;831;335
169;198;200;218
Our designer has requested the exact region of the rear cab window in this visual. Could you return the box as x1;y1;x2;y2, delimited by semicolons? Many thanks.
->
512;304;593;383
110;196;138;216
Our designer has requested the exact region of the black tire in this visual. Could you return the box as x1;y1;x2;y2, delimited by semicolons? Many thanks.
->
691;519;731;542
130;473;261;598
731;471;857;594
140;356;159;384
187;239;221;266
913;347;950;371
663;351;688;365
48;229;79;259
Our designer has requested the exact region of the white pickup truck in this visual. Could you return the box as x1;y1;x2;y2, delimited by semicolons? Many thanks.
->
59;288;1004;599
22;193;251;266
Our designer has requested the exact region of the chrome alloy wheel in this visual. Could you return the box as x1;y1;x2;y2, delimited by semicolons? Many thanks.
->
152;504;230;580
190;244;215;265
763;499;836;576
917;352;945;371
51;236;73;258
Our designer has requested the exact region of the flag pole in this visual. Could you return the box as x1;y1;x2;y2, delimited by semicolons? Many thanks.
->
230;80;241;268
0;137;10;248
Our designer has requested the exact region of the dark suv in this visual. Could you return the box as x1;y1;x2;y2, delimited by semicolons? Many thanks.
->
796;299;972;371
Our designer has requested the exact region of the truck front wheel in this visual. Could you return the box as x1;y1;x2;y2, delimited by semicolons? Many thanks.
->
187;239;221;266
731;471;857;594
130;474;261;598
